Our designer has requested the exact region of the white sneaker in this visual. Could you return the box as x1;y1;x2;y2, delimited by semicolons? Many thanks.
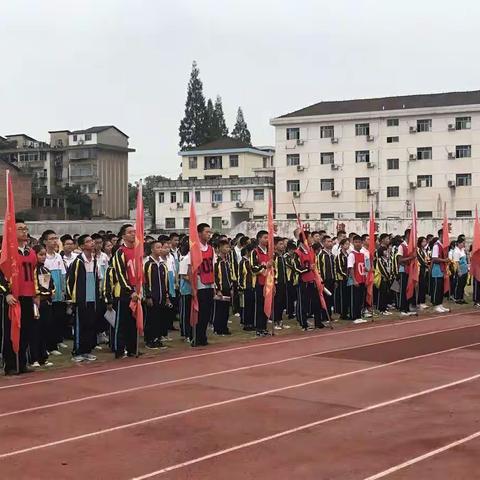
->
44;361;54;367
434;305;444;313
59;343;69;349
72;355;84;362
95;345;103;351
234;313;240;317
400;312;410;317
419;304;429;310
441;305;451;313
32;361;41;368
161;336;173;342
353;318;366;324
282;324;291;329
409;306;418;313
50;350;62;356
381;311;392;316
363;312;373;318
274;325;283;330
83;354;97;361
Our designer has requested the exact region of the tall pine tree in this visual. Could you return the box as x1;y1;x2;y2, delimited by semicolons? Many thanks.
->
213;95;228;137
205;98;215;141
231;107;251;145
179;61;208;149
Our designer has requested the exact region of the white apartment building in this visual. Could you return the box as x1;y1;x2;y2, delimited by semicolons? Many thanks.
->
153;137;274;232
271;90;480;221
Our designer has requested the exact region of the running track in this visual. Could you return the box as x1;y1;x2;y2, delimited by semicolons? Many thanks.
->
1;310;480;479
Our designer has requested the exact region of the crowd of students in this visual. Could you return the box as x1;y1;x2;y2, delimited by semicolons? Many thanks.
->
0;219;474;376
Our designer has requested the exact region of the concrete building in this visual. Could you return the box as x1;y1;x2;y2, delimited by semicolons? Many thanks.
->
0;157;32;213
0;126;134;219
154;137;275;232
271;90;480;221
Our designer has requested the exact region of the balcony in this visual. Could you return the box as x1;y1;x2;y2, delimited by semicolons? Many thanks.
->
68;149;97;160
154;176;275;190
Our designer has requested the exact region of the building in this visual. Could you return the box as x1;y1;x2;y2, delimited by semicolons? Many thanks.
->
271;90;480;221
0;157;32;213
154;137;275;232
0;126;134;219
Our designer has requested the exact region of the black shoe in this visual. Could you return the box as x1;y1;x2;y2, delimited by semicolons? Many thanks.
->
4;369;17;376
243;326;254;331
169;326;179;331
19;367;34;374
145;343;159;350
224;330;232;335
315;324;325;329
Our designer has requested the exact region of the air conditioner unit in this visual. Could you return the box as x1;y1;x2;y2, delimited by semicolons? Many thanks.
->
331;190;340;197
176;202;184;209
448;152;456;159
367;135;374;142
367;189;377;196
296;165;305;172
221;219;229;226
367;162;376;169
409;126;417;133
211;202;219;208
409;154;417;161
236;201;244;208
292;191;301;198
409;181;417;189
296;139;304;146
331;163;340;170
448;180;456;188
448;124;456;131
78;139;85;145
331;137;339;144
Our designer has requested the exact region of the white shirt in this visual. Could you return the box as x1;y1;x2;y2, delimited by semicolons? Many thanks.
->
361;246;370;259
81;253;95;273
432;242;442;259
453;246;466;262
62;252;78;269
234;245;242;263
347;252;356;269
332;243;340;256
45;252;67;275
179;255;190;276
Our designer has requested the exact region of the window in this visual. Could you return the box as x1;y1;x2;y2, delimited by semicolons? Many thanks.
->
189;177;197;180
188;156;197;169
253;189;264;201
230;189;241;202
204;156;222;169
355;177;370;190
286;154;300;166
387;186;399;197
205;175;221;180
321;213;335;219
417;147;432;160
320;126;335;138
211;217;223;231
73;135;77;141
253;215;266;220
287;180;300;192
262;157;273;168
183;191;190;203
70;164;94;177
355;123;370;136
170;192;176;203
417;175;432;188
456;173;472;186
320;178;334;191
456;117;471;130
158;192;164;203
229;175;238;179
212;190;223;203
457;210;472;218
356;150;370;163
321;152;334;165
195;191;201;203
416;119;432;132
286;128;300;140
417;211;433;218
165;218;175;229
355;212;369;219
387;158;399;170
456;145;471;158
229;155;239;167
386;136;399;143
183;218;190;229
387;118;399;127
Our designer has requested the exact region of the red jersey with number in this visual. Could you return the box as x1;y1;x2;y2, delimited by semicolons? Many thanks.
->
255;247;269;286
295;247;315;283
18;248;36;297
121;245;136;287
352;250;366;284
199;245;214;285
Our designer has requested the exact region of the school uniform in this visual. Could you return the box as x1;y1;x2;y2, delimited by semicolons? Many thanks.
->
417;247;429;305
0;269;12;374
214;256;232;335
348;249;366;320
238;256;255;331
178;255;192;340
250;246;269;334
318;249;335;321
397;242;415;313
273;253;288;326
103;262;118;351
335;251;350;320
375;255;391;313
229;248;241;315
431;241;447;306
453;246;468;302
66;253;100;356
284;252;297;319
144;256;170;345
167;250;180;330
95;251;110;338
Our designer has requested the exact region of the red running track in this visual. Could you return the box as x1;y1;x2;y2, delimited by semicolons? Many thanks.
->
1;310;480;479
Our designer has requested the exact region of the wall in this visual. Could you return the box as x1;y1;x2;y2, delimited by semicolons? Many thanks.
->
0;164;32;212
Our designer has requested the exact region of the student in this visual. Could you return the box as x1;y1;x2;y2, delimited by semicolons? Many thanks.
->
335;238;350;320
144;239;171;349
375;246;392;316
284;240;298;320
273;237;289;330
397;229;417;316
431;229;451;313
31;245;55;367
238;243;256;331
348;235;367;324
416;237;430;309
317;235;335;323
60;234;78;270
178;237;192;342
453;237;468;303
168;232;180;331
66;235;99;363
92;233;110;346
213;239;233;335
103;253;118;352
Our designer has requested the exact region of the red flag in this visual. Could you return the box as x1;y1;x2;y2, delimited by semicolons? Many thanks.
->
189;192;203;327
406;204;419;299
470;206;480;282
0;170;21;353
129;182;144;334
366;205;375;306
292;201;327;311
442;204;450;295
263;192;275;319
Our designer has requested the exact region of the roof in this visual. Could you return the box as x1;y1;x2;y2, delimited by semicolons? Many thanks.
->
70;125;129;138
186;137;252;151
5;134;38;142
0;157;22;173
48;129;72;134
278;90;480;118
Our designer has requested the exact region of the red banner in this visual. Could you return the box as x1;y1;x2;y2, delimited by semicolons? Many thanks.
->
471;206;480;282
442;205;450;294
189;193;203;327
366;205;375;306
263;192;275;319
406;205;419;299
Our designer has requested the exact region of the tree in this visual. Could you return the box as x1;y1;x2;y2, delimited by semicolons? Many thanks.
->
128;182;138;211
179;61;208;149
213;95;228;137
231;107;251;145
205;98;215;142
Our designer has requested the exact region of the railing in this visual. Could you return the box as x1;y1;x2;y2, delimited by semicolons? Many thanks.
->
154;176;275;189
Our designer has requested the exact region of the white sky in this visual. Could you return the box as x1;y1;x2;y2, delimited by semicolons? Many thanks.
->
1;0;479;181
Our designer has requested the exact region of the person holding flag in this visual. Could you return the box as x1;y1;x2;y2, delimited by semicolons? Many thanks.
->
397;228;417;316
431;227;451;313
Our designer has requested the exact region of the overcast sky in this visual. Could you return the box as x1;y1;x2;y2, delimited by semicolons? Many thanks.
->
2;0;479;181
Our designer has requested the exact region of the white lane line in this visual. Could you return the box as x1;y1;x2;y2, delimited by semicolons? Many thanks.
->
0;323;478;418
363;430;480;479
0;311;470;391
130;372;480;479
1;340;479;460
